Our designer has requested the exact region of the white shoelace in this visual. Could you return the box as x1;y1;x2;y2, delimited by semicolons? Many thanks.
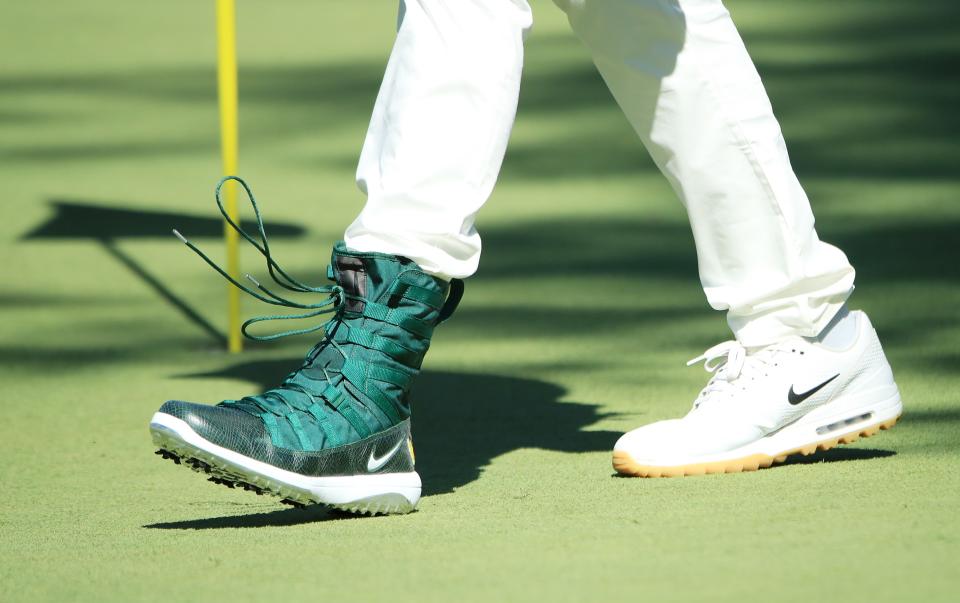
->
686;341;786;409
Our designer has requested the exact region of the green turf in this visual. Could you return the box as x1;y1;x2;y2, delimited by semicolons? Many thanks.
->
2;0;959;601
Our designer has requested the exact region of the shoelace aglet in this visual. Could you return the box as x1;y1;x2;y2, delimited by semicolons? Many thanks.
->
172;229;188;244
245;273;262;287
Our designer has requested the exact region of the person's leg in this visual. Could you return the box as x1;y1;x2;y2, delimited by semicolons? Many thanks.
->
553;0;900;475
346;0;533;280
556;0;852;347
150;0;532;513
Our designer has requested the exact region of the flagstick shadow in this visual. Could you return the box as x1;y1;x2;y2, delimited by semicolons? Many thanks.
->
101;238;226;345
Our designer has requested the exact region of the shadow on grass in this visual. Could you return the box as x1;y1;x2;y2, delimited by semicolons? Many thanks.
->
780;447;896;466
143;505;353;529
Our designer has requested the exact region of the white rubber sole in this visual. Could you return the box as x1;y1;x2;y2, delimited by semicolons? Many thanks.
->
150;412;421;515
614;386;902;477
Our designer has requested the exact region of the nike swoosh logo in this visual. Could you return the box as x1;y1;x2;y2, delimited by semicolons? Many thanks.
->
367;439;405;473
788;374;840;405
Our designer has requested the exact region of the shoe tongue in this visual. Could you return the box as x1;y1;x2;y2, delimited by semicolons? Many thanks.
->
297;242;450;381
331;242;408;312
332;254;367;312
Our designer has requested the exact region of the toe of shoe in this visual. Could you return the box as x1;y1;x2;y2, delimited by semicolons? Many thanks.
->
156;400;269;455
614;419;684;461
615;416;766;465
157;400;201;422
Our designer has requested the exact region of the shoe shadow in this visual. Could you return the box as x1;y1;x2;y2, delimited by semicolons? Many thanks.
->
779;447;896;466
145;360;620;528
144;506;359;529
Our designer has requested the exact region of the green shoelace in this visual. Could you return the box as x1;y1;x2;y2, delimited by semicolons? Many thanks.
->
173;175;346;342
173;176;356;433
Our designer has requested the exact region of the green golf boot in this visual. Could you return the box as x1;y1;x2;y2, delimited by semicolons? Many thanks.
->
150;178;462;515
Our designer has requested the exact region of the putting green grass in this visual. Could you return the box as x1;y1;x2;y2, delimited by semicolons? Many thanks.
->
2;1;958;601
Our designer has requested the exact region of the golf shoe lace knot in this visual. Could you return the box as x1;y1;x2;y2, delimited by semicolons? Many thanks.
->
687;341;785;408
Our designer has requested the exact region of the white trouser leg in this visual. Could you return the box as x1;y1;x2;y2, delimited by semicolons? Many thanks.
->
344;0;532;280
557;0;855;346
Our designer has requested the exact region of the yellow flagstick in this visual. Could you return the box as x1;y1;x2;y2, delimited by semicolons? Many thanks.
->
216;0;242;353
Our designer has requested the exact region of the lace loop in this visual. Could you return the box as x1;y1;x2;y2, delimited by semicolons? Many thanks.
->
686;340;746;380
173;175;344;341
687;341;790;410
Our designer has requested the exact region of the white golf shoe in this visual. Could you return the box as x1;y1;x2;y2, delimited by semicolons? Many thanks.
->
613;310;902;477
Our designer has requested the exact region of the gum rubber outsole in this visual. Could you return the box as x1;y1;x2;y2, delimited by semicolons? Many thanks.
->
612;415;900;478
151;428;413;516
